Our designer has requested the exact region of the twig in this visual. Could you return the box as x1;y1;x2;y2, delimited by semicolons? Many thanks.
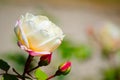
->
0;73;22;79
12;68;21;76
46;75;55;80
27;65;40;73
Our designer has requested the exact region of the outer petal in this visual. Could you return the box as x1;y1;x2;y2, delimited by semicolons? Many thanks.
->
38;37;62;52
17;42;51;56
27;50;51;56
15;19;29;48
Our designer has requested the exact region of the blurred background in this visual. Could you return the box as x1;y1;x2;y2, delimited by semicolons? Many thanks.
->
0;0;120;80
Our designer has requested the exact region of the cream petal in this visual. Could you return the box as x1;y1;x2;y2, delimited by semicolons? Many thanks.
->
19;20;29;48
47;39;62;52
37;36;62;52
26;21;51;36
38;35;61;47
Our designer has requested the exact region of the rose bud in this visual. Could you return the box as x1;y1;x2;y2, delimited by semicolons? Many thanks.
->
38;53;52;66
14;13;64;56
55;61;71;76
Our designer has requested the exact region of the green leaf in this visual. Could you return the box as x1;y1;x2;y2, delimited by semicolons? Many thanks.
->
35;68;48;80
0;59;10;72
58;39;92;61
58;39;74;59
102;67;120;80
74;45;92;60
3;74;18;80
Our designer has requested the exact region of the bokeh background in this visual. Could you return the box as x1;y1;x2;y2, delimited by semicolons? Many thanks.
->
0;0;120;80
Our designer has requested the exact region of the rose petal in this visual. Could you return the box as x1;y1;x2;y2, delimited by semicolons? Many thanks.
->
18;41;51;56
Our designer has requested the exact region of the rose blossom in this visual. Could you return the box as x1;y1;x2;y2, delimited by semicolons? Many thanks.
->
99;22;120;50
14;13;64;56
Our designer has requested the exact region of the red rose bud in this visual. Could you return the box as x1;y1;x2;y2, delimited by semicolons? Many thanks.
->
46;62;71;80
38;53;52;66
55;61;71;76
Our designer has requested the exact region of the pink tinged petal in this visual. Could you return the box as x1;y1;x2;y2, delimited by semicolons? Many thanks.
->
15;20;19;27
27;50;51;56
14;16;28;47
14;20;20;35
17;41;28;50
17;42;51;56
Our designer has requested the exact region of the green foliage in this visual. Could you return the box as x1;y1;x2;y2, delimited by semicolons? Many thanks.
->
58;39;92;61
3;74;18;80
58;40;74;59
34;68;48;80
101;48;111;59
74;45;92;60
5;52;26;65
103;68;116;80
0;59;10;72
1;52;35;73
5;52;26;72
102;67;120;80
57;75;65;80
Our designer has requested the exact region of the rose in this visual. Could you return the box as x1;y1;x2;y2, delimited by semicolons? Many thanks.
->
99;22;120;50
14;13;64;56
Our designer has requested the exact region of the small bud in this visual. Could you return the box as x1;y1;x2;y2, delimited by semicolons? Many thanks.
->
38;53;52;66
55;61;71;76
46;61;71;80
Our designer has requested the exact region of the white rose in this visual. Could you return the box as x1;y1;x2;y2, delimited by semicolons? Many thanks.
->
14;13;64;56
99;22;120;50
